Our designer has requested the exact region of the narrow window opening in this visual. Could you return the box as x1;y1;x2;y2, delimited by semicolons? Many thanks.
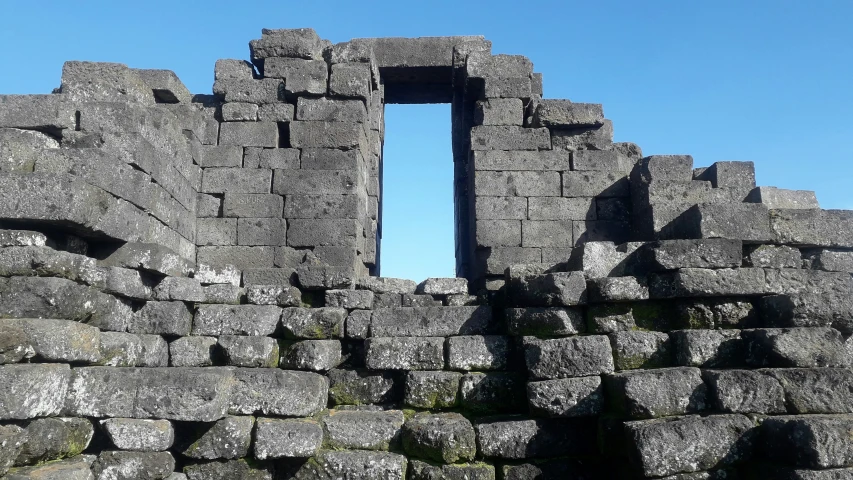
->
379;104;455;281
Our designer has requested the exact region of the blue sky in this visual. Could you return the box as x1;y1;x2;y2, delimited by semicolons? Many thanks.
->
2;1;851;281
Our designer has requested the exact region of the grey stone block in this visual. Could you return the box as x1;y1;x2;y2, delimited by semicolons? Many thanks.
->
218;335;279;368
402;294;442;307
221;102;258;121
416;278;468;295
768;368;853;414
223;193;283;218
562;171;629;197
460;372;526;414
273;169;360;195
521;220;573;247
5;318;100;364
287;219;361;247
528;197;595;220
649;268;767;298
196;246;275;270
365;337;445;370
290;120;367;150
0;364;70;420
572;149;631;171
61;61;153;104
196;218;237;246
14;417;93;465
0;230;47;247
254;417;322;459
573;219;631;245
475;247;542;275
402;412;476;463
195;263;241;286
640;239;743;271
322;409;404;450
524;335;614;379
328;368;401;406
531;101;603;128
670;203;775;243
761;293;853;333
404;371;461;409
745;244;801;268
193;305;281;336
153;277;205;302
370;306;494;336
301;148;363;170
0;128;59;173
475;98;524;125
632;155;694;184
345;310;371;339
475;196;527;219
297;97;367;123
804;249;853;272
280;307;346;339
326;289;374;309
101;418;173;452
229;367;327;417
506;307;584;336
596;197;631;222
625;414;756;477
676;299;756;329
475;170;560;196
507;271;587;307
290;450;407;480
743;327;846;368
218;121;278;147
610;330;671;370
203;284;242;304
447;335;510;371
671;329;745;368
245;284;300;306
237;218;286;246
409;461;495;480
551;121;614;152
296;265;356;290
605;367;706;419
527;376;603;418
761;415;853;469
184;459;272;480
250;28;324;60
587;276;649;302
769;208;853;248
258;102;295;122
169;336;216;367
215;59;255;80
0;94;75;132
2;455;95;479
130;300;193;336
476;219;521;247
703;369;786;414
284;194;366;219
181;415;254;460
747;186;820;209
201;167;272;194
475;417;598;459
92;451;175;480
472;150;570;171
213;78;283;103
280;339;342;371
470;126;550;151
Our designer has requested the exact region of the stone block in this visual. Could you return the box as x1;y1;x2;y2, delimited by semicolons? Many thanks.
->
743;327;847;368
217;335;279;368
101;418;173;452
531;101;604;127
506;307;584;336
280;307;346;339
475;418;598;459
258;102;295;122
409;461;495;480
527;376;603;418
527;197;595;220
196;218;236;246
804;249;853;272
0;94;75;132
301;147;363;170
290;450;407;479
130;300;193;336
472;150;569;171
223;194;283;218
475;98;524;125
761;415;853;469
195;263;241;286
0;230;47;247
632;155;694;184
597;197;631;222
280;339;342;371
236;218;286;246
5;318;100;363
273;169;360;195
153;277;205;302
61;61;152;104
402;412;476;464
254;417;322;459
562;171;629;197
322;409;404;450
218;121;278;147
250;28;324;60
402;294;442;307
213;78;283;103
507;271;587;307
770;209;853;248
625;414;756;477
284;194;366;219
768;368;853;414
551;121;614;151
92;451;175;480
475;196;528;219
416;277;468;295
197;246;274;270
201;167;272;194
15;417;93;465
587;276;649;302
524;335;614;379
588;305;637;337
460;372;526;414
605;367;706;419
193;305;281;336
329;63;372;98
475;170;560;196
287;218;361;247
180;415;254;460
229;367;327;417
476;219;521;247
296;265;356;290
446;335;510;371
370;306;494;336
297;97;367;123
670;203;775;243
610;330;671;370
203;284;242;304
325;289;374;309
745;244;801;268
184;459;273;480
572;149;631;171
470;126;550;151
221;102;258;121
747;186;819;209
328;368;401;406
2;455;95;479
290;120;366;150
649;268;767;298
676;298;756;329
0;128;59;173
671;329;745;368
404;371;461;409
365;337;445;370
640;239;743;271
169;336;217;367
702;369;786;414
761;293;853;333
245;284;300;306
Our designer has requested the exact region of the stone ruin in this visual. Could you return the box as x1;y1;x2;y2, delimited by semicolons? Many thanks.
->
0;27;852;479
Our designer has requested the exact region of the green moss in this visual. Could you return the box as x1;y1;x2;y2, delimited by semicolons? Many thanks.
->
631;301;676;331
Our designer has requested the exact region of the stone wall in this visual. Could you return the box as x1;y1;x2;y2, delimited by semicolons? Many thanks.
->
1;28;853;480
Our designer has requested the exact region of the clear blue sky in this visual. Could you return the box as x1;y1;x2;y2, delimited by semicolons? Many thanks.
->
2;1;851;281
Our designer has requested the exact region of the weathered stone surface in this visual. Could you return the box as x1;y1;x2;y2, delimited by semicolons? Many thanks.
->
506;307;584;336
4;318;100;363
677;299;756;329
748;186;820;209
229;368;327;417
625;414;757;477
475;418;597;459
401;413;476;464
92;451;175;480
768;368;853;414
101;418;173;452
416;277;469;295
280;340;342;371
322;409;403;450
762;415;853;469
0;424;26;475
743;327;847;368
650;268;767;298
356;276;417;294
15;417;92;465
365;337;445;370
169;336;216;367
370;306;494;336
184;459;273;480
507;271;587;307
671;329;744;368
100;242;194;277
325;289;373;309
291;450;407;480
404;371;461;409
245;284;300;306
446;336;510;371
131;301;193;336
605;367;706;419
409;461;495;480
154;277;206;302
280;307;346;339
328;368;400;406
640;239;742;271
460;372;526;414
193;305;281;336
218;335;279;368
3;455;96;480
254;417;322;459
0;364;69;419
182;416;253;460
194;263;241;286
804;249;853;273
470;126;550;151
524;335;614;379
670;203;775;243
527;376;603;418
531;101;604;128
65;367;233;421
587;276;649;302
745;244;802;268
610;330;671;370
703;369;786;414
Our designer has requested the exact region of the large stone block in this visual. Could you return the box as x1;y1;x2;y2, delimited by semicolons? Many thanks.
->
265;58;327;95
743;327;847;368
521;220;574;248
193;305;281;336
291;450;407;480
703;369;786;414
289;121;366;149
280;339;342;371
475;418;598;459
669;203;775;243
254;417;322;459
0;94;75;131
329;63;372;99
531;101;604;128
181;415;253;460
287;218;361;247
562;171;629;197
527;376;603;418
409;461;495;480
524;335;614;379
101;418;173;452
322;409;403;451
0;128;59;173
506;307;584;336
625;414;756;477
280;307;346;339
184;459;273;480
131;300;193;336
747;186;820;209
460;372;526;414
507;271;587;307
273;169;360;196
604;367;707;419
470;126;550;151
446;335;510;371
472;150;569;171
761;415;853;469
475;170;560;196
402;412;476;464
229;368;328;417
218;335;279;368
609;330;671;370
649;268;767;298
639;239;742;271
370;306;494;336
5;318;100;363
671;329;744;368
328;368;401;406
61;61;153;104
218;121;278;147
250;28;325;60
223;194;283;218
365;337;445;370
91;451;175;480
2;455;96;479
201;167;272;194
404;371;461;409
